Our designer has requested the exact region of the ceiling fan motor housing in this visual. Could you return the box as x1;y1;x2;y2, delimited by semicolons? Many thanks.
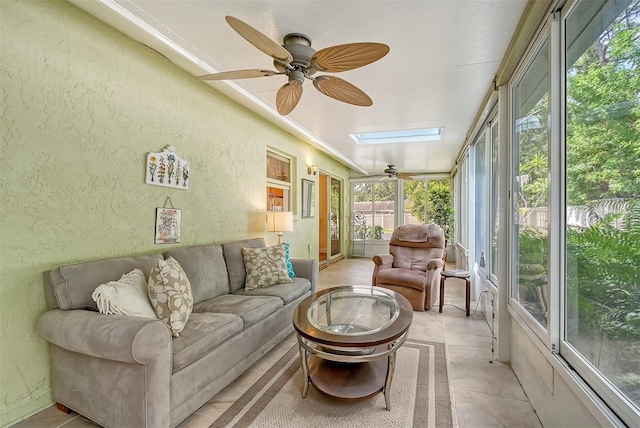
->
274;33;317;76
384;165;398;175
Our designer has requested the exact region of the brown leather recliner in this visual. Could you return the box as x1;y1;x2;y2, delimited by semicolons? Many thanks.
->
372;224;445;311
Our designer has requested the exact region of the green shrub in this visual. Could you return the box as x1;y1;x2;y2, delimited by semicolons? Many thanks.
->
567;199;640;340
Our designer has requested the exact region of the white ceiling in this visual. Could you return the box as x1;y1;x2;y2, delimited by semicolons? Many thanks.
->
70;0;528;177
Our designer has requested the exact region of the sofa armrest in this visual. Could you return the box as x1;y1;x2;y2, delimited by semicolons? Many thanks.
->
372;254;394;286
37;310;172;428
36;309;171;364
291;258;318;294
427;258;445;270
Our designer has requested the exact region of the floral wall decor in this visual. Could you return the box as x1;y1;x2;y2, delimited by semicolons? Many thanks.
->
155;207;181;244
146;145;190;190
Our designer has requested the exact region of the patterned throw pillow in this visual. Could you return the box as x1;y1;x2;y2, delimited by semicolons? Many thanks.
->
242;244;293;291
148;257;193;337
285;243;296;278
92;269;157;319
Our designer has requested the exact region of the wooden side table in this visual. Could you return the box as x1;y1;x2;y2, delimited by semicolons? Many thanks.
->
439;270;471;316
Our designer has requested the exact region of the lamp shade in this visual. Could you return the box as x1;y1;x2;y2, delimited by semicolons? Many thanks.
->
266;211;294;232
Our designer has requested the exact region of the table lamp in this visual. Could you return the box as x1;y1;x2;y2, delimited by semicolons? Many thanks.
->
267;211;294;244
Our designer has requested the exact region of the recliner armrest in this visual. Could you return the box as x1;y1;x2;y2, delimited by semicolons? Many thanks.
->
36;309;171;364
427;258;445;270
372;254;394;266
372;254;394;287
291;258;318;294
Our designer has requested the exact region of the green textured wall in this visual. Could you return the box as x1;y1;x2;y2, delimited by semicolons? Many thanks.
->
0;0;349;425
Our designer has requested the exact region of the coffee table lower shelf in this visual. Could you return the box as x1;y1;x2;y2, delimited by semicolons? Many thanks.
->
308;355;388;402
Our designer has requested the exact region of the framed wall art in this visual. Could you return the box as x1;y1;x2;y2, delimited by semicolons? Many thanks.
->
155;207;181;244
302;179;315;218
146;145;190;190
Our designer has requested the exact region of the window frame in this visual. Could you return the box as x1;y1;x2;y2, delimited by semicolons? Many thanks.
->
266;149;293;212
508;22;553;345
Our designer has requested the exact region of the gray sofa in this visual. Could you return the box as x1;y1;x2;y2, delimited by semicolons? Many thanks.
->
36;237;317;428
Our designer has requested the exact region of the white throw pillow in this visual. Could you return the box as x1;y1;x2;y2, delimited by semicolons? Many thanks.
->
147;257;193;337
92;269;157;319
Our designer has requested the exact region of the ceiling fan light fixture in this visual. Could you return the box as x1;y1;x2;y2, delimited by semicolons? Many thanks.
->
288;70;305;86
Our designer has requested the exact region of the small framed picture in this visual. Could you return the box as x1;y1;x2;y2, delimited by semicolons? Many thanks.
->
155;208;181;244
302;179;315;218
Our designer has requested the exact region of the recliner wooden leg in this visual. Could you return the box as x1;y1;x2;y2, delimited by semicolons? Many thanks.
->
56;403;72;414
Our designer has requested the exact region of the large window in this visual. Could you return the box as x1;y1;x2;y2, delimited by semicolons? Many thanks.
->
456;155;469;255
512;36;550;330
503;0;639;422
352;181;396;240
563;0;640;416
474;134;487;269
490;120;500;281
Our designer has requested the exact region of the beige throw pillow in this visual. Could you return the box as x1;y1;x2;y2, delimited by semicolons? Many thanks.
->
92;269;157;319
148;257;193;337
242;244;293;291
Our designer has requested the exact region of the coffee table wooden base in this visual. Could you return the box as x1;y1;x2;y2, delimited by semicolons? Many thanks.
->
308;356;387;402
298;337;401;410
293;286;413;411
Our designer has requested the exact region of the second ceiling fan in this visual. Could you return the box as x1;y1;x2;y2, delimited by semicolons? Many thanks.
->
373;164;417;180
198;16;390;115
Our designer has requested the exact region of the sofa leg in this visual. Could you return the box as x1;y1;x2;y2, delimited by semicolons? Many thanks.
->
56;403;72;414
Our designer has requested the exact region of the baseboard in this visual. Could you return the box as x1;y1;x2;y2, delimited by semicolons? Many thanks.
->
319;255;345;270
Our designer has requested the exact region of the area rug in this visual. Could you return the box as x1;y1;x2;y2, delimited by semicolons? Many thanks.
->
210;339;454;428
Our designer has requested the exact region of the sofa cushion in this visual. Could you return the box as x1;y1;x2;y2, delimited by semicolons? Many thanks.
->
242;244;293;291
171;312;243;372
48;254;163;310
164;245;229;304
148;257;194;337
91;269;157;319
193;295;283;329
234;277;310;305
222;237;267;293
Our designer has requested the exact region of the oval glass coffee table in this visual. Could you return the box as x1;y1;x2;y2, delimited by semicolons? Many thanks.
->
293;285;413;410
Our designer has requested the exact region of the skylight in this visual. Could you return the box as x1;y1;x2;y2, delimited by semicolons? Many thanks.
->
350;127;444;145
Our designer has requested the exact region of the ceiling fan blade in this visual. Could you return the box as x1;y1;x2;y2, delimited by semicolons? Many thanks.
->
313;76;372;106
225;16;293;65
311;43;390;72
276;83;303;115
396;173;414;180
198;69;280;81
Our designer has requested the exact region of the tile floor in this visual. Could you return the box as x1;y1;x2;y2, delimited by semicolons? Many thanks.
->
16;258;542;428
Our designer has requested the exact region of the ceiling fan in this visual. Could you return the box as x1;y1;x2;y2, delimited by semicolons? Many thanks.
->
198;16;390;115
373;164;416;180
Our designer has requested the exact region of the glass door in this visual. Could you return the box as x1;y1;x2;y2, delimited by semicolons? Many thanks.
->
329;177;341;258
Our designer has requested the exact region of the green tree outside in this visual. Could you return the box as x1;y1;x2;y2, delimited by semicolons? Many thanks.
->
404;180;454;241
